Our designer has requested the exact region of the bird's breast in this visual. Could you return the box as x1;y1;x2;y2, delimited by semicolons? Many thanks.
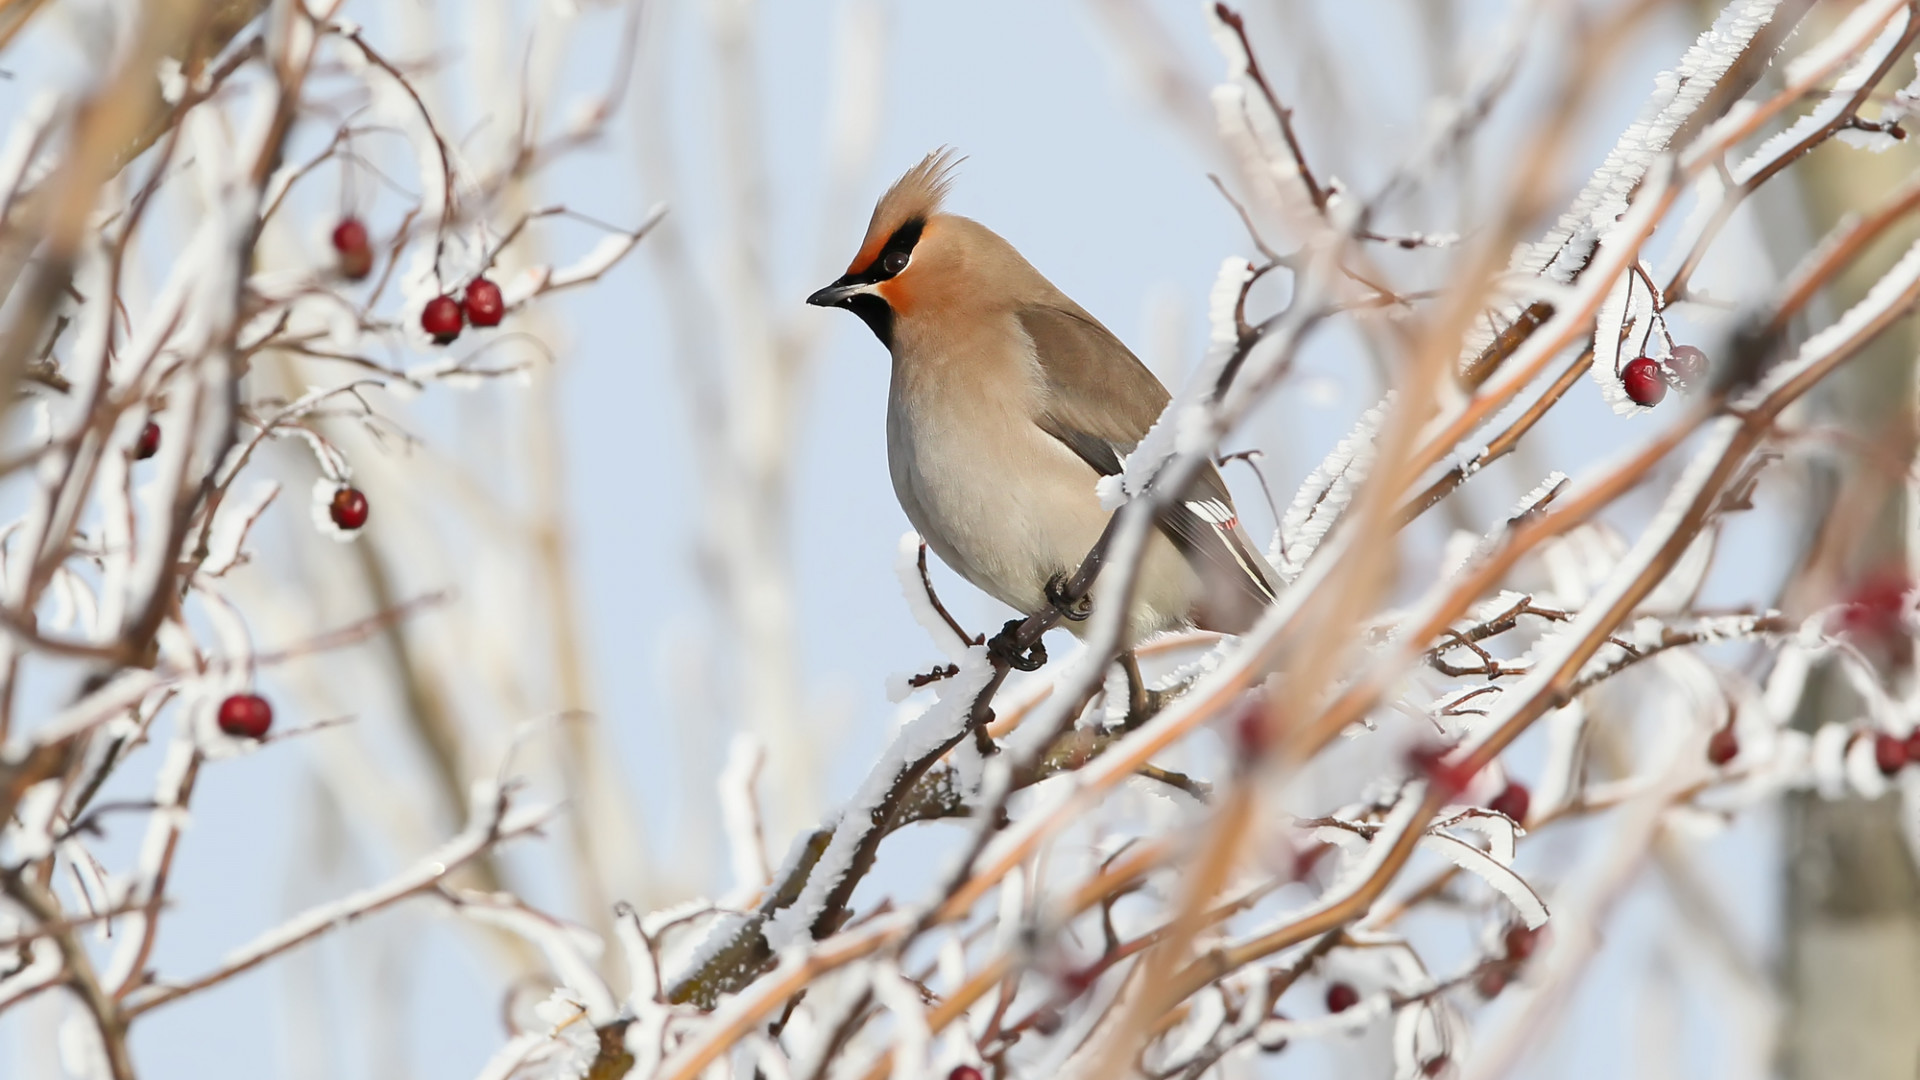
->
885;349;1105;616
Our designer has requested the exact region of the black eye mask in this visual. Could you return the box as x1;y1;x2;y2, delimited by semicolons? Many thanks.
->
808;218;926;347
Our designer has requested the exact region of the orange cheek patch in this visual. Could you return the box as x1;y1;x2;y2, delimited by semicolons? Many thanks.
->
876;273;916;315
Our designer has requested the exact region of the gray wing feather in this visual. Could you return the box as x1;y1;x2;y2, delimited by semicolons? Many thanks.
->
1019;305;1276;629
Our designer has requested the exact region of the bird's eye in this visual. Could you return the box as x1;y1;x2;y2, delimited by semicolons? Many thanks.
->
882;250;910;275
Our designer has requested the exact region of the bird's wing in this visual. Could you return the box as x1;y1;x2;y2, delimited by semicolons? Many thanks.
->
1019;305;1276;630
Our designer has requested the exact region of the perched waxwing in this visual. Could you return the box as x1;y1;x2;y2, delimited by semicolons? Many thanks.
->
808;149;1277;660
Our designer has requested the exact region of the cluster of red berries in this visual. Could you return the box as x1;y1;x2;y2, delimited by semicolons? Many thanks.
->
330;217;508;345
217;692;273;739
329;486;369;531
421;277;506;345
1475;922;1541;999
1703;724;1920;774
1620;344;1709;407
1410;751;1534;824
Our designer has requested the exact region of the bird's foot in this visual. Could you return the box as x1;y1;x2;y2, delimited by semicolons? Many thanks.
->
1117;652;1196;731
1122;683;1174;731
987;618;1048;672
1045;572;1092;622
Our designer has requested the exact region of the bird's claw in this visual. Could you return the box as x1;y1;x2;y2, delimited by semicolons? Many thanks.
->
1045;573;1092;622
1123;686;1171;731
987;618;1048;671
1118;653;1197;731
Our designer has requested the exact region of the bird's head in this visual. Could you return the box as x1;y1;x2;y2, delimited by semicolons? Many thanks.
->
808;147;973;348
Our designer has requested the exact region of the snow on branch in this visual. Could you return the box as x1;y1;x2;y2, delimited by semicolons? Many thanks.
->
124;782;559;1016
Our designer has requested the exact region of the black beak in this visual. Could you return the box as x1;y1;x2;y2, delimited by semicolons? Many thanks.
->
809;273;894;346
807;277;866;307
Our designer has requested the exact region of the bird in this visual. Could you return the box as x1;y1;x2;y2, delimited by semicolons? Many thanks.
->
807;149;1276;707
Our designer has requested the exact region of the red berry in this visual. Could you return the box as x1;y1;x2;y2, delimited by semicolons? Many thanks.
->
1488;781;1531;825
134;421;160;460
1503;922;1540;963
948;1069;984;1080
1706;725;1739;766
1408;742;1477;797
217;693;273;739
1839;569;1910;643
1325;981;1359;1014
463;277;505;327
1874;732;1909;776
421;295;464;344
1475;966;1509;998
1234;697;1271;762
1059;965;1099;999
1422;1055;1449;1077
1291;839;1334;882
331;217;368;253
331;218;373;280
1665;344;1708;390
329;486;369;530
1621;356;1667;406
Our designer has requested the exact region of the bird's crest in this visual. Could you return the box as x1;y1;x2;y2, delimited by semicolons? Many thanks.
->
849;147;963;274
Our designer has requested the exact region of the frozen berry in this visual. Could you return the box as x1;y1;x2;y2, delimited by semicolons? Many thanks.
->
422;295;463;344
1488;781;1531;825
463;277;505;327
218;693;273;739
331;217;373;280
948;1069;984;1080
1028;1006;1062;1035
1706;725;1739;766
1621;356;1667;406
1875;732;1908;776
134;421;160;460
329;486;369;530
1325;981;1359;1014
1665;344;1708;390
